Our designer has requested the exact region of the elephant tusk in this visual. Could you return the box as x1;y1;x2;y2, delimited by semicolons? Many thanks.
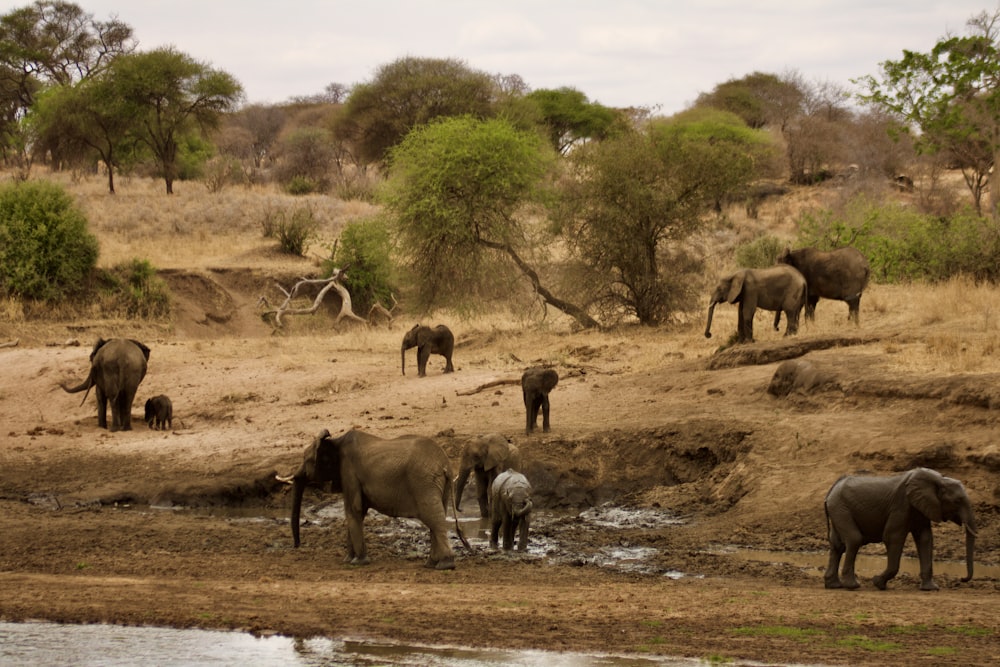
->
275;473;295;484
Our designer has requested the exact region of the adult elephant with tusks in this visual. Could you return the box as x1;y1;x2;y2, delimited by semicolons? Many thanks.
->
704;265;806;344
401;324;454;377
60;337;150;431
824;467;976;591
778;246;870;325
276;428;470;569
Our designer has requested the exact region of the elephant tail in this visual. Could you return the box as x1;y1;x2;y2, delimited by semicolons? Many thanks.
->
447;470;472;551
60;374;94;406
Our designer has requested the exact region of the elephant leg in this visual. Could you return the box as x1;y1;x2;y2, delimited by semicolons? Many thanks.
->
541;396;551;432
527;397;540;434
847;297;861;326
475;469;490;518
517;516;529;552
443;353;454;373
502;513;515;550
784;309;799;336
489;515;501;549
96;387;109;429
836;522;864;589
824;539;845;589
913;528;938;591
417;347;430;377
873;538;904;590
805;296;819;321
118;391;134;431
345;513;370;565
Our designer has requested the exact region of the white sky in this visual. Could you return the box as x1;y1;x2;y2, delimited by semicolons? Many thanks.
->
10;1;997;112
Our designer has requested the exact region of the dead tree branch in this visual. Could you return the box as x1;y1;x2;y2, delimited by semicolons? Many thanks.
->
259;269;367;328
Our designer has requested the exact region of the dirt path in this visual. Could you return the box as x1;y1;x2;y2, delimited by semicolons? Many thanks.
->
1;273;999;665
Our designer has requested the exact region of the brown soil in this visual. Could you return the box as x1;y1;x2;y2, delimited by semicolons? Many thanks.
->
2;270;999;666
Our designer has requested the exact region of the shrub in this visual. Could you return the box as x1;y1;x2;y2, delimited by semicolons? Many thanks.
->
324;215;395;313
98;258;171;318
0;180;99;301
735;234;785;268
260;205;318;255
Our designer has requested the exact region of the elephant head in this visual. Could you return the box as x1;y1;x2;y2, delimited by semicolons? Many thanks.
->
277;428;341;548
906;468;976;582
400;325;422;375
704;271;745;339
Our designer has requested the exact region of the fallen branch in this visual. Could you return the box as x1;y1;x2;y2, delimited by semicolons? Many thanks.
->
259;269;367;328
456;377;521;396
0;339;19;348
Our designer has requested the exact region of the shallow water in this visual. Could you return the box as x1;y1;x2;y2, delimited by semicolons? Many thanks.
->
0;621;713;666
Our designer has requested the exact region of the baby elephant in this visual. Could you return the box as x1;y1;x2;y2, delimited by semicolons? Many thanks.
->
522;367;558;435
144;395;173;430
490;469;533;551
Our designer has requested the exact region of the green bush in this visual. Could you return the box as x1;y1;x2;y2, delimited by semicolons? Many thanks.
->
276;206;318;255
0;180;99;301
324;216;395;313
285;176;320;195
795;196;1000;283
98;258;171;318
734;234;785;268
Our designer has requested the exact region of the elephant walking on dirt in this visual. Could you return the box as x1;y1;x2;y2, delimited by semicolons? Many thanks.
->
490;470;533;551
60;338;150;431
455;433;522;518
704;265;806;344
522;367;559;435
401;324;455;377
277;428;470;569
824;467;976;591
778;246;870;325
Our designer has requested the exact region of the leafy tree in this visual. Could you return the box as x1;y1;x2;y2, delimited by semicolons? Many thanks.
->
384;115;597;328
0;180;98;301
858;9;1000;217
695;71;803;130
555;109;776;325
109;47;243;194
327;216;395;314
526;87;618;154
336;56;497;166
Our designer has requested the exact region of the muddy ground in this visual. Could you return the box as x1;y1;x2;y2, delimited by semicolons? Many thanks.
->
1;271;999;666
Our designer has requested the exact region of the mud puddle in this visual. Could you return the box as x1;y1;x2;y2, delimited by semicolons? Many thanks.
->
0;621;725;666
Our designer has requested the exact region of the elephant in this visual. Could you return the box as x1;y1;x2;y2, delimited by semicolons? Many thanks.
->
277;428;470;569
824;467;976;591
144;395;173;430
401;324;455;377
489;469;533;551
704;265;806;344
60;338;150;431
777;246;871;325
522;367;559;435
454;433;522;518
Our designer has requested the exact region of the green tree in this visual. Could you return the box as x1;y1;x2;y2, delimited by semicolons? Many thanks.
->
695;71;803;130
336;56;497;167
384;115;597;328
556;109;776;325
858;9;1000;217
526;87;618;154
0;180;98;301
109;48;243;194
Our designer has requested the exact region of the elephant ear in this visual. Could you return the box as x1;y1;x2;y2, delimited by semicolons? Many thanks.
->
726;272;746;304
131;339;151;361
906;468;944;522
484;439;506;471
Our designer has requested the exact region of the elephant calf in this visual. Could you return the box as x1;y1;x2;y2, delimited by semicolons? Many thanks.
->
490;470;533;551
522;367;558;435
145;395;173;430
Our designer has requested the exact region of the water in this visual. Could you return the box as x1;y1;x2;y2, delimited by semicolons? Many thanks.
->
0;621;713;666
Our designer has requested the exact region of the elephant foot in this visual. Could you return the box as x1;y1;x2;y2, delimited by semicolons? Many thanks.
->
349;556;371;566
840;576;861;590
489;540;498;550
919;580;939;591
433;557;456;570
517;545;527;552
823;578;843;589
871;575;887;590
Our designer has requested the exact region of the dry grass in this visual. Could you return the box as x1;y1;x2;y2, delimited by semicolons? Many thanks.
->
6;170;1000;376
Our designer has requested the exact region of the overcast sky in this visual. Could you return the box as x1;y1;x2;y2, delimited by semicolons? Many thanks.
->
23;1;999;112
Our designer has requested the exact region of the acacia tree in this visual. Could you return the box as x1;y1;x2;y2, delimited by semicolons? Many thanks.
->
526;87;618;154
858;9;1000;218
109;48;243;194
555;109;776;325
384;115;597;328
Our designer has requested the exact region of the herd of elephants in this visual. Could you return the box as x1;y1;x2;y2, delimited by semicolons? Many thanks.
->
56;246;978;588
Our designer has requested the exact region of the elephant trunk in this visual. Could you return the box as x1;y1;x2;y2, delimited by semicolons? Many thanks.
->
704;301;717;339
400;344;407;376
514;498;532;518
454;466;472;512
290;476;306;548
961;505;977;582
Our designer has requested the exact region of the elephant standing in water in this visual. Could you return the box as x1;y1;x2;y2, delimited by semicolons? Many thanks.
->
60;338;150;431
522;367;558;435
401;324;454;377
824;467;976;591
704;265;806;344
455;433;522;518
490;470;533;551
277;428;469;569
778;246;870;325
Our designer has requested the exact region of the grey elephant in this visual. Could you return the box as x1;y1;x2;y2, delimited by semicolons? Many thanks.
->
522;367;558;435
401;324;455;377
455;434;522;518
704;265;806;344
144;395;173;430
778;246;870;325
824;467;976;591
277;428;469;569
489;469;533;551
60;338;150;431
